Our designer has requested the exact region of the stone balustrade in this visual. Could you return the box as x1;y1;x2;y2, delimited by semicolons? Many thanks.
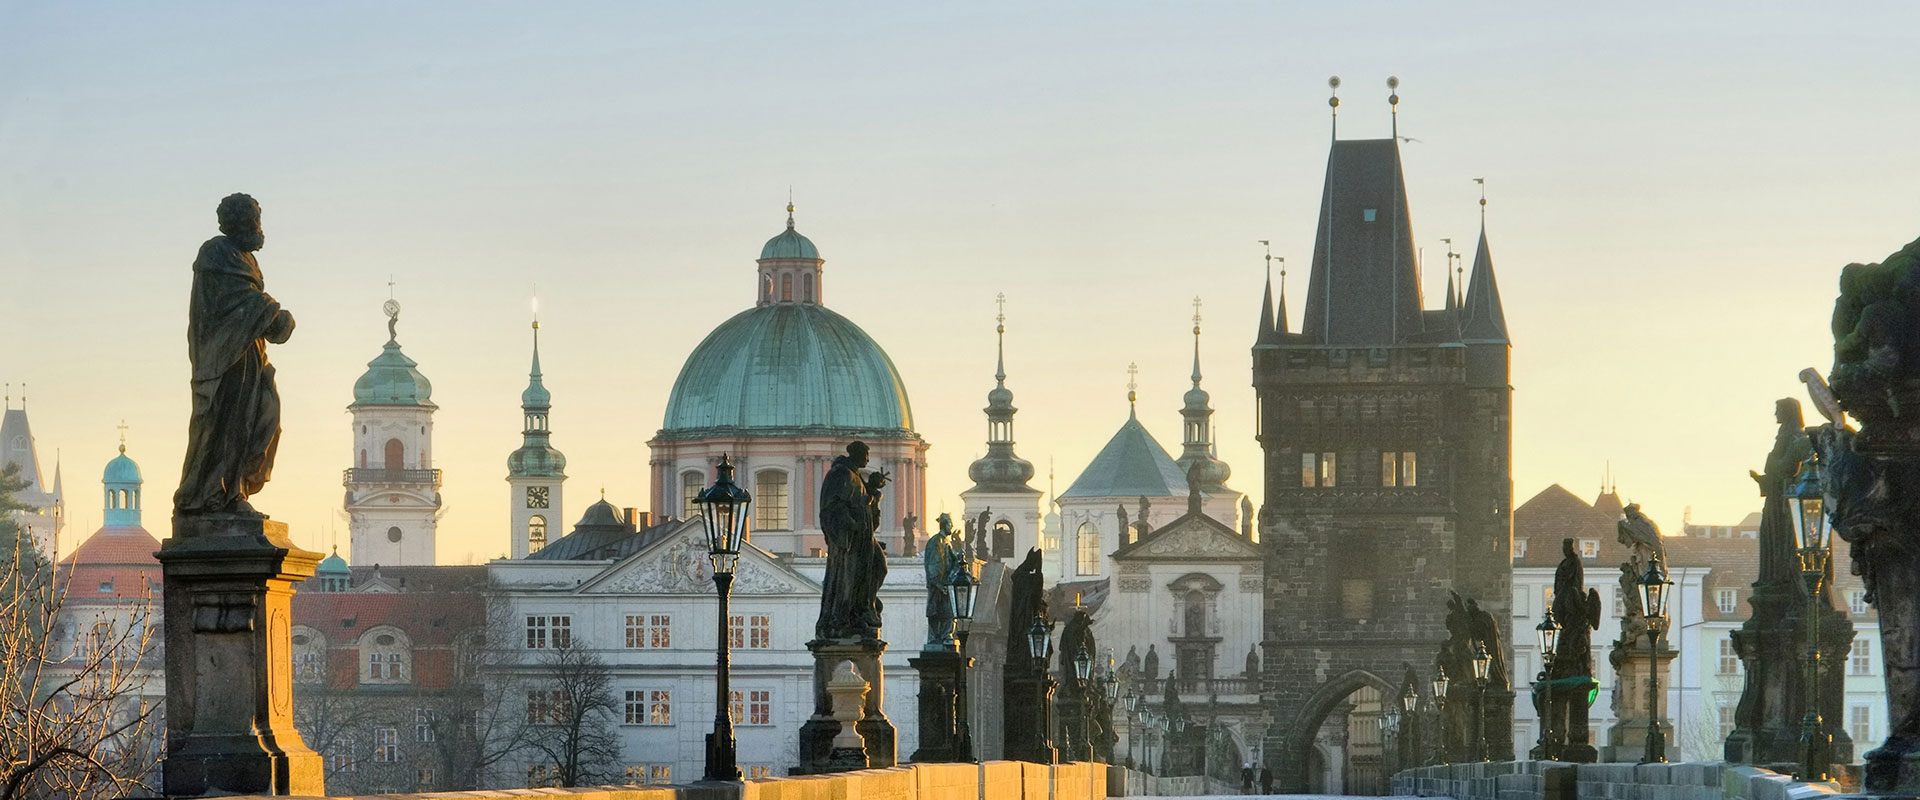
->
1394;760;1851;800
219;760;1221;800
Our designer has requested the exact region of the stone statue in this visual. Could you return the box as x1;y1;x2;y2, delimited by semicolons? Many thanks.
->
923;513;961;651
1004;547;1049;665
1123;645;1141;676
1142;643;1160;682
1117;504;1130;544
174;194;296;519
902;512;919;558
1136;496;1152;539
975;508;992;560
1240;496;1254;538
1244;643;1260;678
817;441;889;642
1616;503;1665;571
1186;462;1205;514
1552;538;1602;678
1617;562;1648;643
1752;399;1814;588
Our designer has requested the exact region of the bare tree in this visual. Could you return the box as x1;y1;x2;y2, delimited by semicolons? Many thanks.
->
425;624;532;790
291;651;382;787
521;639;621;787
0;464;163;800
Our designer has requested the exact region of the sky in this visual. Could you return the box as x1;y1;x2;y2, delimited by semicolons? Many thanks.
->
4;3;1917;562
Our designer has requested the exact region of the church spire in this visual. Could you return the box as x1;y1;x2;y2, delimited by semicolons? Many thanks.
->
1256;243;1279;344
967;294;1035;493
509;303;566;479
1461;221;1509;342
1179;301;1231;494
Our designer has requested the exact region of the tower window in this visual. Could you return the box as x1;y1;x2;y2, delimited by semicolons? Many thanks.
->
1399;452;1417;486
528;515;547;553
682;471;705;518
753;471;790;531
1381;452;1398;487
1076;522;1101;576
384;439;404;470
781;274;793;302
1362;208;1378;222
803;274;814;303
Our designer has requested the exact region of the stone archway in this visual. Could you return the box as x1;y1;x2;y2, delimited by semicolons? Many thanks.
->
1273;668;1398;795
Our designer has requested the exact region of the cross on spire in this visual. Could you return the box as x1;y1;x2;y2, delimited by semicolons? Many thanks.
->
1126;361;1139;416
117;420;129;453
1192;296;1203;333
993;292;1008;385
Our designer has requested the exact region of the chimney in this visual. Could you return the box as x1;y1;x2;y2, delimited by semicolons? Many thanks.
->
635;511;652;528
623;508;642;530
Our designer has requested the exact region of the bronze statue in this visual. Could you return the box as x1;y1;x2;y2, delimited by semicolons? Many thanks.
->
816;441;889;642
174;194;295;519
923;513;962;651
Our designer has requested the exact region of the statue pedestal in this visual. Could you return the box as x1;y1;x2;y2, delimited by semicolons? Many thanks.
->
909;649;969;762
1002;664;1056;764
1603;639;1677;763
796;638;896;774
158;516;323;797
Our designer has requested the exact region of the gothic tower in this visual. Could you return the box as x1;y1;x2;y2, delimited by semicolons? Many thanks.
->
507;314;566;558
1;394;63;560
345;300;442;566
1173;300;1242;527
1255;101;1513;790
961;298;1042;562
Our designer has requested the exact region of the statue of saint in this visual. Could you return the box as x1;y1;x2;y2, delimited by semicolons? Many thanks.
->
923;513;962;651
1751;399;1813;587
1142;643;1160;682
816;441;889;642
174;194;296;519
1116;504;1130;544
1617;502;1666;572
1004;547;1049;666
975;508;993;560
1551;538;1601;679
1136;496;1152;539
902;512;919;558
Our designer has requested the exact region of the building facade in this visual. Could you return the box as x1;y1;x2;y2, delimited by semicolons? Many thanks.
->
1256;126;1514;792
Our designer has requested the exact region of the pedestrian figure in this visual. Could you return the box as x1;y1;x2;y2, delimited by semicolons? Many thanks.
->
1259;765;1273;794
1241;763;1254;794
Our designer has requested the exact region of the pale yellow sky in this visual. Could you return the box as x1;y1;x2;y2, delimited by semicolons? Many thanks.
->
4;4;1915;561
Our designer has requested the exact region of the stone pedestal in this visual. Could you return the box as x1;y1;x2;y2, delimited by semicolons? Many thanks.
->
1003;667;1056;764
796;638;896;774
1603;639;1677;763
1726;588;1855;766
909;649;969;763
158;516;323;797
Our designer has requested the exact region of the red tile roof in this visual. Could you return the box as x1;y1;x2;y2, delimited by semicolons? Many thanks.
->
57;525;162;600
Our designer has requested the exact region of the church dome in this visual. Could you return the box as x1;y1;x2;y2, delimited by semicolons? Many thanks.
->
508;444;567;478
354;340;435;407
760;228;820;260
103;450;141;485
317;549;350;575
659;304;915;438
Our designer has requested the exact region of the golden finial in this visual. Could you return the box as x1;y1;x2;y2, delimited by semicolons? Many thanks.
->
1192;296;1203;336
1328;76;1341;139
995;292;1007;333
786;188;796;229
117;420;128;454
1126;362;1139;406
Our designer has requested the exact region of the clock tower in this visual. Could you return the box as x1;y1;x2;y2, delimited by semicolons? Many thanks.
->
345;299;442;566
507;313;566;558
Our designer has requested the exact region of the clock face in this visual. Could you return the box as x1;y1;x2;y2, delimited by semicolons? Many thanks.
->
526;486;550;509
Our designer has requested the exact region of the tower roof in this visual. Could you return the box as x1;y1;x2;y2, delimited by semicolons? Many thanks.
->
1300;139;1424;346
317;547;351;575
1;407;50;499
103;446;141;486
353;308;435;408
1460;227;1510;342
510;320;566;479
968;300;1037;493
522;324;551;408
1060;416;1188;500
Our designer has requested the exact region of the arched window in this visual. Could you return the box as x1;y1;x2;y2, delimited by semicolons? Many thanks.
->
360;627;412;685
528;515;548;553
292;627;327;683
802;274;814;303
763;275;773;302
781;274;793;302
384;439;404;471
754;470;790;531
1076;522;1102;576
992;520;1014;559
682;471;706;518
359;449;368;468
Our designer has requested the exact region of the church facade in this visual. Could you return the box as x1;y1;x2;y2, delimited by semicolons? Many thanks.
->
1254;125;1515;790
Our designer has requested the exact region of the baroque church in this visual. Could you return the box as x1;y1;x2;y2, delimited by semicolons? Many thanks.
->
1254;93;1515;792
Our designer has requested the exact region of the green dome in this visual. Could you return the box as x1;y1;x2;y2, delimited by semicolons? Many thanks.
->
760;228;820;260
103;449;141;486
508;445;567;478
317;550;350;574
353;340;435;407
660;304;915;438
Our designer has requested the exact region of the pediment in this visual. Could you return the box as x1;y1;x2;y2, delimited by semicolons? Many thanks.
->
578;532;818;596
1117;513;1259;561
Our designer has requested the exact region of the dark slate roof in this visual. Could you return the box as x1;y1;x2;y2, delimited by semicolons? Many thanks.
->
1460;228;1509;342
1299;138;1424;346
1512;484;1631;568
1050;578;1110;616
528;516;693;562
1059;414;1188;500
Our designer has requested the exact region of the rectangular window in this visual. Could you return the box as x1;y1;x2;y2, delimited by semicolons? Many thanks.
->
1514;538;1528;559
649;765;672;785
1400;452;1417;486
1851;590;1870;615
1339;578;1374;619
750;615;770;649
732;689;773;726
1319;452;1337;487
1717;589;1738;614
1578;539;1599;559
373;727;398;763
1300;453;1316;487
417;768;436;789
1719;637;1740;675
415;708;435;742
1718;705;1735;739
649;689;672;725
754;471;791;531
625;765;647;782
331;738;355;773
624;690;646;724
1855;638;1874;675
747;765;774;779
526;689;567;725
528;765;554;789
526;615;572;649
1854;705;1873;744
1381;452;1398;487
625;614;671;649
730;615;745;649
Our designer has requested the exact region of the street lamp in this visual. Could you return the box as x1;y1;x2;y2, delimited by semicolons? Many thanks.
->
695;455;751;782
1027;616;1052;663
1535;608;1562;760
1100;656;1120;765
1401;685;1418;769
1638;556;1673;764
1430;669;1450;766
948;566;980;762
1072;644;1094;762
1788;456;1834;782
1472;641;1493;762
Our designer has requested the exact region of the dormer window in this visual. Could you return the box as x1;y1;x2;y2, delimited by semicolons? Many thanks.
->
1578;539;1599;559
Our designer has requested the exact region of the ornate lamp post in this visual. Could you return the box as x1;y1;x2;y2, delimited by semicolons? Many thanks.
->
1126;691;1141;768
1430;669;1450;765
948;565;980;762
1073;644;1095;761
1401;685;1419;770
695;455;751;782
1099;656;1120;764
1788;456;1834;782
1535;608;1562;760
1471;641;1493;762
1638;556;1673;764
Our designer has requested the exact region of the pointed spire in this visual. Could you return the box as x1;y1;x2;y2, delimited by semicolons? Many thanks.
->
1190;297;1204;387
994;292;1008;387
967;293;1034;493
1256;243;1278;344
1461;220;1510;342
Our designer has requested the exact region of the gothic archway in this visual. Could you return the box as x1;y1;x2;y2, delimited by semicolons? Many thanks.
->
1275;668;1398;795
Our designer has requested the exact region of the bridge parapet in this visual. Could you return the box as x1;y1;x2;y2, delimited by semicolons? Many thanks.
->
1394;760;1849;800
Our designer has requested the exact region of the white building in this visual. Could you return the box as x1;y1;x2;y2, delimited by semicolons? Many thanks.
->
346;300;442;567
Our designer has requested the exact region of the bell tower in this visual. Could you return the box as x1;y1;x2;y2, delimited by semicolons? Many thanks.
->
961;295;1042;562
507;308;566;558
345;299;442;566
